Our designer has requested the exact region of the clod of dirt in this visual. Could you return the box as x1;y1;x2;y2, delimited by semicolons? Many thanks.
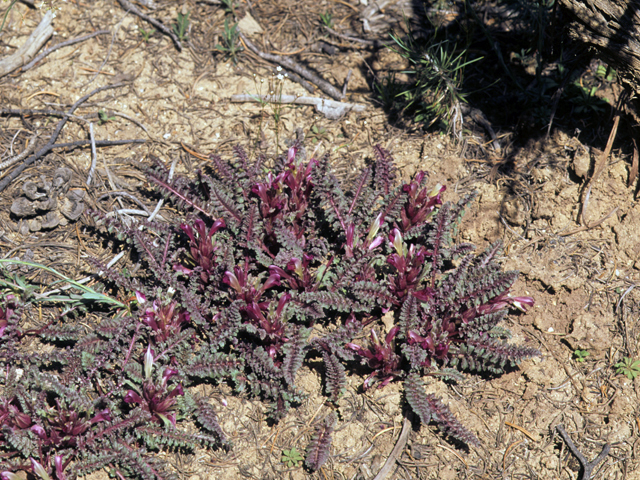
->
372;49;410;72
501;195;528;225
10;167;85;231
238;13;263;36
612;202;640;266
28;218;42;232
572;146;591;178
565;313;614;355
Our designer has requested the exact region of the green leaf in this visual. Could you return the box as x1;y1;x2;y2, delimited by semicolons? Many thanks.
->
573;349;589;362
615;357;640;380
281;447;304;468
81;351;96;368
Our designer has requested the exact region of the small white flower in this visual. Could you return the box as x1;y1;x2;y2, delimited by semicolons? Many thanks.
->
276;74;284;81
276;66;283;72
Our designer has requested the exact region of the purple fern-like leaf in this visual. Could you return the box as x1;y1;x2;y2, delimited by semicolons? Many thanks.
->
305;412;336;471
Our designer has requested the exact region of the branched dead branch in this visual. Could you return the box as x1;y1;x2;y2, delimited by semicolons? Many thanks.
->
21;29;111;72
0;10;53;78
555;424;610;480
116;0;182;51
0;83;127;193
239;32;345;101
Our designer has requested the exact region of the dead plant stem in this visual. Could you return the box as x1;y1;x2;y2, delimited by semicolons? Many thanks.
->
116;0;182;51
372;413;412;480
0;83;126;193
21;30;110;72
239;32;345;101
555;424;610;480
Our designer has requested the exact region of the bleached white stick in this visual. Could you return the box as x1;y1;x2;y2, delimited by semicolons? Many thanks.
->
231;94;366;120
0;10;54;78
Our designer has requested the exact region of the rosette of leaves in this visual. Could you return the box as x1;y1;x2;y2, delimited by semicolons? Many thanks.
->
1;137;539;480
136;138;537;449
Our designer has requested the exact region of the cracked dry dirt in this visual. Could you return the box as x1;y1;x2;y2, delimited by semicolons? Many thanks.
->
2;1;640;479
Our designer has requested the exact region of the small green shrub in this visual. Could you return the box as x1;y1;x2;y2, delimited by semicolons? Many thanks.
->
389;26;481;134
615;357;640;380
573;349;589;362
281;447;304;468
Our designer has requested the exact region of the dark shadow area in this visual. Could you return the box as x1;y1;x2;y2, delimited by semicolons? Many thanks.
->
363;0;636;174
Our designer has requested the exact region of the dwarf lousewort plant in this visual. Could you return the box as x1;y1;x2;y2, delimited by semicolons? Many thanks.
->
0;139;539;477
140;298;190;345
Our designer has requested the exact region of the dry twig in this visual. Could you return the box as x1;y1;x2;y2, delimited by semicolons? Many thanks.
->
116;0;182;51
630;139;638;189
231;94;365;120
555;424;610;480
86;123;97;186
581;111;621;228
21;30;110;72
372;413;412;480
0;133;38;171
49;139;146;150
1;108;85;119
0;83;126;193
0;10;53;78
239;32;345;101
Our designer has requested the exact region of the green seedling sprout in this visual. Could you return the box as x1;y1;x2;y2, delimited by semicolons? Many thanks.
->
172;10;189;42
0;0;18;34
615;357;640;381
320;11;333;28
215;18;243;64
309;125;329;144
98;109;116;125
573;349;589;362
596;64;616;82
220;0;237;16
281;447;304;468
139;26;156;42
